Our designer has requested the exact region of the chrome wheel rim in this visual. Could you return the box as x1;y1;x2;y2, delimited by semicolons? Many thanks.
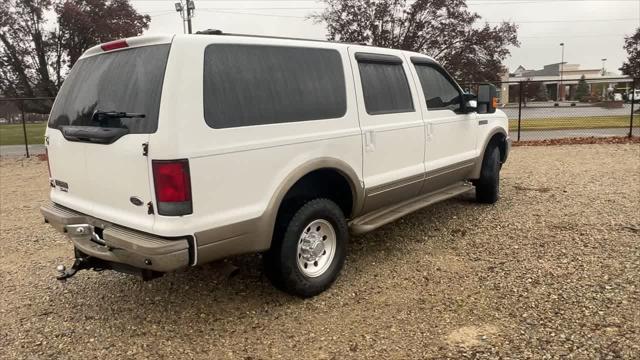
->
297;219;336;277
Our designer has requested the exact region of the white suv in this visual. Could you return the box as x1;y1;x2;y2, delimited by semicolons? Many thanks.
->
41;32;510;297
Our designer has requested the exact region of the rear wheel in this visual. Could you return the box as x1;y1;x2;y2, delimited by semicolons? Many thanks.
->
475;145;501;204
264;198;348;298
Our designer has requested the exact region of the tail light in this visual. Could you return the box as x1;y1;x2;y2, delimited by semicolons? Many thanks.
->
152;159;192;216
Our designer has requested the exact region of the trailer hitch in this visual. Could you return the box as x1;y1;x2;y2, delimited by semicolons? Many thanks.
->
56;255;105;281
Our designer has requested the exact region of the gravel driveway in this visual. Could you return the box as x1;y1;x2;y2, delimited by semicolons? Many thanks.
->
1;144;639;359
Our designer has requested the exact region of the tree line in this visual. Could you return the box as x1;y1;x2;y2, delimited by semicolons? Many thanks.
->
1;0;637;107
0;0;149;101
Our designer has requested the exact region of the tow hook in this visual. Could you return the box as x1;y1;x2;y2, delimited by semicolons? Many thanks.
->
55;255;102;281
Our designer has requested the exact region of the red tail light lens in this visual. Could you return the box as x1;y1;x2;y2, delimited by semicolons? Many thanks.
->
101;39;128;52
152;159;192;216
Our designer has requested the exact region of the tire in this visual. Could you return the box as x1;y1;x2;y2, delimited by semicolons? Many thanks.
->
475;145;501;204
264;198;348;298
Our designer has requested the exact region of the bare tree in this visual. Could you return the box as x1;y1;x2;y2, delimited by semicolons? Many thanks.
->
313;0;519;83
0;0;150;102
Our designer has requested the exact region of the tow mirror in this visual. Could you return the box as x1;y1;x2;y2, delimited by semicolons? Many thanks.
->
477;84;497;114
463;93;477;113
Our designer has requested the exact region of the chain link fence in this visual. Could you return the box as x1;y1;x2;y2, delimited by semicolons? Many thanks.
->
464;77;639;142
0;97;54;158
1;78;638;157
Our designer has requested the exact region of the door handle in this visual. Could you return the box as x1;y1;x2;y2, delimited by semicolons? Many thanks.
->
365;130;375;152
427;123;433;141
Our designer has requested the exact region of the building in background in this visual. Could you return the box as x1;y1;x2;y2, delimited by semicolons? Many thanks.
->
503;63;632;104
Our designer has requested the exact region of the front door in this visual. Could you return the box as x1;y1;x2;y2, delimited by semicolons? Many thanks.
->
408;59;477;193
347;47;426;212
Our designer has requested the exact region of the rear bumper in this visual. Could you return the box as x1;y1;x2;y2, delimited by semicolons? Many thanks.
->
41;203;190;273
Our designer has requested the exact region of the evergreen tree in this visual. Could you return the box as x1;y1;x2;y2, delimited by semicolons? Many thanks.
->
575;75;589;101
535;84;549;101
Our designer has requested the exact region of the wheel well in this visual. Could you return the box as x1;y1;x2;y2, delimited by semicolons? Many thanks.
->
488;132;507;163
277;168;354;220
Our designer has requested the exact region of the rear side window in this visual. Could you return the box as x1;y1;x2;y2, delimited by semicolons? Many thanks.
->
48;45;170;133
414;65;462;112
357;57;414;115
203;44;347;128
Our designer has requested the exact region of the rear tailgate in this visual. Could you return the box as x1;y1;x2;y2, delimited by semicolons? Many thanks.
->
46;37;172;233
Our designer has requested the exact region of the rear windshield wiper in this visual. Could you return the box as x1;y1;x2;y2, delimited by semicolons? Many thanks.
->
93;110;146;121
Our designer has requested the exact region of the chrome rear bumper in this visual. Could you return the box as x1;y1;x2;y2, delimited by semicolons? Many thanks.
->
41;203;190;273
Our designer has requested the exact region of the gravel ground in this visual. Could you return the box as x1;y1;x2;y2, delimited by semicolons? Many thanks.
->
1;144;639;359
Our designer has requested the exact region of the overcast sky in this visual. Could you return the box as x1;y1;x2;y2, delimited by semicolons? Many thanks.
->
132;0;640;74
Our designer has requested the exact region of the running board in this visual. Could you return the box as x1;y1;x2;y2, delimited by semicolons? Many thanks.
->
349;182;474;235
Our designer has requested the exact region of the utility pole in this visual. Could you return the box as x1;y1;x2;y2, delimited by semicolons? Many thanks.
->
558;42;565;102
174;1;195;34
186;0;194;34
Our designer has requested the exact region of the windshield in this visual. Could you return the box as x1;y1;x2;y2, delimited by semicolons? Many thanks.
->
48;44;170;134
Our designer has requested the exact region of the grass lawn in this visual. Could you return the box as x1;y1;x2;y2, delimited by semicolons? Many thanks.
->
0;123;47;146
509;115;633;131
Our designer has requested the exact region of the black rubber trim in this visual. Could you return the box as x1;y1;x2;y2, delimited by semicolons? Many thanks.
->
410;56;437;65
355;52;403;64
60;126;129;144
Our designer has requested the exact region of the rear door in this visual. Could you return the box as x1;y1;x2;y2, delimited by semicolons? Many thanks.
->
46;43;171;232
347;47;425;213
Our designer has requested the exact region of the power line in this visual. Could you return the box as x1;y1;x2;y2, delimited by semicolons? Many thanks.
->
485;18;638;23
145;8;637;24
468;0;637;2
131;0;638;1
198;8;308;18
520;33;628;38
142;6;321;10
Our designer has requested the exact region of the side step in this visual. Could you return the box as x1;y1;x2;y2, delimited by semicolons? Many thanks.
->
349;182;474;235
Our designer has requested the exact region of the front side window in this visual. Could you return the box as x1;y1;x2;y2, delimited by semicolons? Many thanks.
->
203;44;347;128
414;65;462;112
357;59;414;115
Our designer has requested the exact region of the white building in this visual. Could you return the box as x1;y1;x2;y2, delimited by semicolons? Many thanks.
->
501;63;631;103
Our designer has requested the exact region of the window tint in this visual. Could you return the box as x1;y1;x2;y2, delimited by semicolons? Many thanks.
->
203;44;346;128
414;65;462;112
48;45;170;133
357;61;414;115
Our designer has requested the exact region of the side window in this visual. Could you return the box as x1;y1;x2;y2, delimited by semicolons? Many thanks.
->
203;44;347;128
357;56;414;115
414;65;462;112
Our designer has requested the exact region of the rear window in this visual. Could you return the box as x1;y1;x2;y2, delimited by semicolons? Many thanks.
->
357;60;414;115
48;44;170;133
203;44;347;129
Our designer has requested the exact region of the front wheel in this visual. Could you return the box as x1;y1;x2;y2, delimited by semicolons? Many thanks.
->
475;145;501;204
264;198;348;298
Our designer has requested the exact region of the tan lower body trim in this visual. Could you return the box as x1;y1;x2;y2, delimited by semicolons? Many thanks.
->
362;173;425;214
193;216;267;265
421;159;477;194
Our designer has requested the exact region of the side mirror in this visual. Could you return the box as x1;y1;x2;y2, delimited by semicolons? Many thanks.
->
477;84;497;114
462;93;477;113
